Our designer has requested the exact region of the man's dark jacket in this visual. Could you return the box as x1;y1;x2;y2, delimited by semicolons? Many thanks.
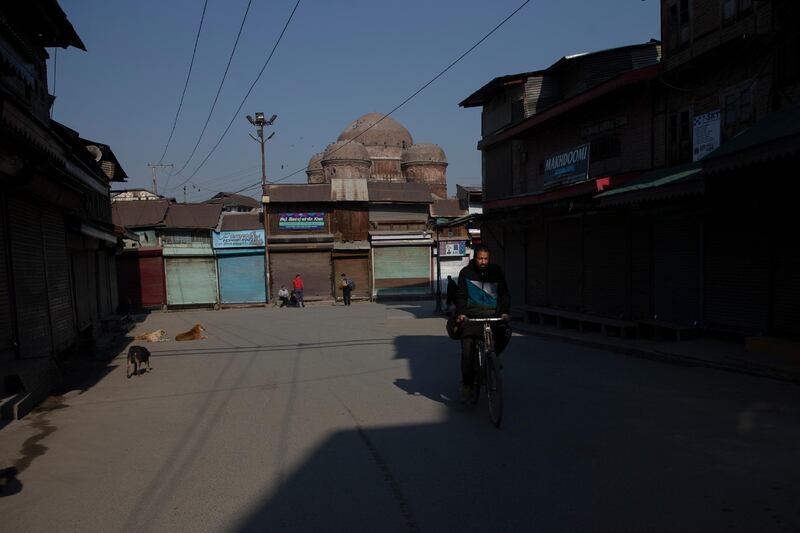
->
454;259;510;318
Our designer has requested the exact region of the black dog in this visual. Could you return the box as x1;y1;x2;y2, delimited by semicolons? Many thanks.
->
127;345;152;378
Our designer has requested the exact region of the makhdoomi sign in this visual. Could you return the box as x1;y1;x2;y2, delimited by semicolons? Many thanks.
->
543;143;590;188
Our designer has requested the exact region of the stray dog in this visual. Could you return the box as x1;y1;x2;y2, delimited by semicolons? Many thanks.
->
127;345;152;378
134;328;169;342
175;324;207;341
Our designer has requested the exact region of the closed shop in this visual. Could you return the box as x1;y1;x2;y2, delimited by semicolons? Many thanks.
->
372;244;432;299
582;214;627;318
332;250;370;301
117;248;166;309
653;217;702;326
630;217;652;320
165;256;218;306
41;208;75;352
546;217;581;310
772;233;800;338
0;197;13;355
214;227;266;304
503;227;526;308
270;249;332;300
525;221;546;306
433;240;470;295
8;200;51;359
705;214;769;333
217;250;265;304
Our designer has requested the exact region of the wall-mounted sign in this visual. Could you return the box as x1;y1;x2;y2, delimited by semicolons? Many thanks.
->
438;240;467;257
543;143;590;188
693;109;720;161
213;229;265;248
278;212;325;230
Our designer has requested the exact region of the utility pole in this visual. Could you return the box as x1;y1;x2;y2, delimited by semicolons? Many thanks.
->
247;112;277;304
147;163;173;195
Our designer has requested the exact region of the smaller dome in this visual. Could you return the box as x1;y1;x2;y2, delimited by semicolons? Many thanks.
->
322;140;370;163
307;152;324;171
401;143;447;164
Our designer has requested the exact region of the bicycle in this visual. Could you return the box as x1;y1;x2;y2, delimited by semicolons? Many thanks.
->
462;317;505;428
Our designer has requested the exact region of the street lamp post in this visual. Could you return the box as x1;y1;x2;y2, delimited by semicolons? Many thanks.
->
247;112;277;304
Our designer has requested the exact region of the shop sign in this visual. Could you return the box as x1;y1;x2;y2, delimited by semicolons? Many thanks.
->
693;109;720;161
438;240;467;257
543;143;590;188
278;212;325;230
213;229;265;248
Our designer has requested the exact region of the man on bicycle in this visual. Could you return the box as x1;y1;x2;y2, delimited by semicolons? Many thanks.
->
454;244;512;402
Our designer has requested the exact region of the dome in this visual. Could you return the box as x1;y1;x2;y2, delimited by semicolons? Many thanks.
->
337;113;413;149
321;140;370;162
307;152;324;171
401;143;447;164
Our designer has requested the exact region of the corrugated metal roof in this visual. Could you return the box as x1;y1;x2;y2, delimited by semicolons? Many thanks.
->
430;199;467;218
206;192;260;209
595;162;703;205
367;182;432;203
219;212;263;231
163;203;223;229
112;199;170;228
269;184;332;203
331;179;369;201
333;240;371;251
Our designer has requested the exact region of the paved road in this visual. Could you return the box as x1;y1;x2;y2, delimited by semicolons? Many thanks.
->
0;302;798;532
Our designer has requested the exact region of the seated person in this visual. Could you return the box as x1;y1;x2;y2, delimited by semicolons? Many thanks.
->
277;285;289;308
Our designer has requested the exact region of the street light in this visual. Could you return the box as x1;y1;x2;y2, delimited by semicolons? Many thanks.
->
247;111;277;306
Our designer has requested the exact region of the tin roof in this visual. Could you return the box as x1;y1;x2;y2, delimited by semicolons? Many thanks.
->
163;203;223;229
206;192;260;209
331;178;369;201
3;1;86;51
430;198;467;218
367;182;432;203
269;184;332;203
219;212;263;231
112;199;170;228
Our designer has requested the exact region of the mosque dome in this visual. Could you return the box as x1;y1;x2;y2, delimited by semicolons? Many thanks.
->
401;143;447;165
321;140;371;162
337;113;413;149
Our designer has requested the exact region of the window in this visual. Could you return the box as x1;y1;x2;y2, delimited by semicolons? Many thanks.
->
668;108;692;164
723;0;753;22
590;135;621;163
722;85;754;138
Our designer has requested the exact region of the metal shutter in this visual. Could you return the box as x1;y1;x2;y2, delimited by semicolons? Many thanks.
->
140;254;166;308
547;217;581;310
582;214;628;318
71;251;93;331
270;251;332;300
372;246;431;298
332;254;371;300
217;250;266;304
630;217;652;320
653;217;702;326
526;222;546;305
504;227;526;307
166;257;219;305
705;215;769;333
8;200;51;358
772;235;800;337
0;197;13;354
41;208;75;352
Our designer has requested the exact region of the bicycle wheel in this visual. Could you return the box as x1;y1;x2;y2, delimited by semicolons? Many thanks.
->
485;351;503;427
470;342;482;405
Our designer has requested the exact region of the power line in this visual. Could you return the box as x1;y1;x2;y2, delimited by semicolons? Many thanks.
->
170;0;255;178
158;0;209;164
228;0;532;192
173;0;302;192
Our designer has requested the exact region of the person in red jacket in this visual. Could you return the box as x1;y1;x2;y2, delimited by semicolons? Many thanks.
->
292;274;305;307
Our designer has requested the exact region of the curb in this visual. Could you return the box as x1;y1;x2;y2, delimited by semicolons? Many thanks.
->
511;322;800;386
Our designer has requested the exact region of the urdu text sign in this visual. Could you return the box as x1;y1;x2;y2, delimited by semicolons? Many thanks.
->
278;213;325;230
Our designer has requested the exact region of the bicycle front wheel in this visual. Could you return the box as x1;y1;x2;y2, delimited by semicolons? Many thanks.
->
485;351;503;427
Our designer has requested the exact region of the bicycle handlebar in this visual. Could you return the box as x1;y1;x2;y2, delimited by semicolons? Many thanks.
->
462;317;507;323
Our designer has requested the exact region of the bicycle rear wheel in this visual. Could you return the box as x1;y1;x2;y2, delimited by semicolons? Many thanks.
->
485;351;503;427
469;343;482;405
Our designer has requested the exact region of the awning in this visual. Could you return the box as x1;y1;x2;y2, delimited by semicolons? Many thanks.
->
81;222;118;245
595;162;704;206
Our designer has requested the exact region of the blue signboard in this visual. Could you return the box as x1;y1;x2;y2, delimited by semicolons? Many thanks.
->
278;212;325;230
543;143;590;188
212;229;265;249
438;240;467;257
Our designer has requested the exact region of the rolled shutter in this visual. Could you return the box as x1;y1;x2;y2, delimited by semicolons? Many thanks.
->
582;214;627;318
270;251;332;300
547;217;581;310
41;208;75;352
166;257;218;305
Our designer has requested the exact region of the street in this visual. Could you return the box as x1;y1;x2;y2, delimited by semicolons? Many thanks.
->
1;302;799;532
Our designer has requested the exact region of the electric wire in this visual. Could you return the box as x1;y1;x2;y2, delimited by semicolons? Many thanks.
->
220;0;531;194
168;0;255;184
157;0;209;164
173;0;302;192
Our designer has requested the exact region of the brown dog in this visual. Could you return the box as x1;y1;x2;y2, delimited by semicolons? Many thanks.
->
134;329;169;342
175;324;207;341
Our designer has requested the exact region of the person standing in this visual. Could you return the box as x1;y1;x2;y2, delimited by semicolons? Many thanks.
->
340;273;353;306
293;274;305;307
445;275;458;314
